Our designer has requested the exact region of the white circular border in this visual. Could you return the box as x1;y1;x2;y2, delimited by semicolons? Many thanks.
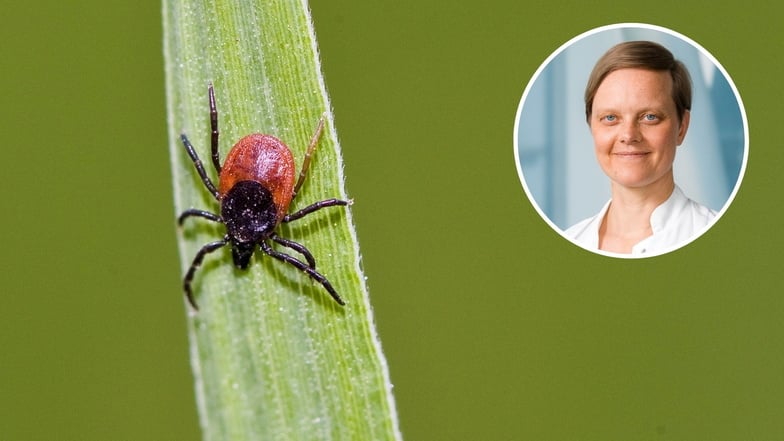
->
512;23;749;259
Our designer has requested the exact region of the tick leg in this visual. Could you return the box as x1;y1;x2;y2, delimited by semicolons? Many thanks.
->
181;133;220;200
271;234;316;269
178;209;222;225
291;114;326;200
183;238;228;310
208;83;222;174
260;241;345;306
283;198;351;223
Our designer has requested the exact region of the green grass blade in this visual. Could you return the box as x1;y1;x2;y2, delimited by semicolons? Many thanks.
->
162;1;402;439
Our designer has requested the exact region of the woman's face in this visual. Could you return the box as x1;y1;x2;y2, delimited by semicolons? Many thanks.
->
589;68;690;190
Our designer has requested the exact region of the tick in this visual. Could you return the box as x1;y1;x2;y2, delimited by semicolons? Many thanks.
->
178;83;350;310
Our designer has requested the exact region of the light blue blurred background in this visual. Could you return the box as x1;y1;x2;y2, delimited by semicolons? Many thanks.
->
515;24;746;232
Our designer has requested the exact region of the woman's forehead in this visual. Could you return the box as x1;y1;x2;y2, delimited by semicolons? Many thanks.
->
594;68;675;108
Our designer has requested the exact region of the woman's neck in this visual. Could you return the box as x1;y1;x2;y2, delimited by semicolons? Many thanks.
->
598;177;675;253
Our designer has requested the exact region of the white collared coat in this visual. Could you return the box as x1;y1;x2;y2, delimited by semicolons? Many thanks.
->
565;186;717;257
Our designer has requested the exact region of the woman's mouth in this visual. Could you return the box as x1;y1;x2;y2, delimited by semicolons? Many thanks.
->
614;151;649;158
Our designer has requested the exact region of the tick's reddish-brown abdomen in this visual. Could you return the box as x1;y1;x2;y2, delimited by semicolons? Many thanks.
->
218;134;296;222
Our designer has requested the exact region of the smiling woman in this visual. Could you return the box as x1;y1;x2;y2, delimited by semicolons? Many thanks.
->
589;67;687;192
564;41;713;255
514;24;748;258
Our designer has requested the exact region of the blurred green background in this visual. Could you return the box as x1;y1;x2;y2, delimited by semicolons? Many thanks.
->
1;1;781;440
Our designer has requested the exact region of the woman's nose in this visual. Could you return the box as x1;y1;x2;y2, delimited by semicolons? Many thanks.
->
619;120;642;144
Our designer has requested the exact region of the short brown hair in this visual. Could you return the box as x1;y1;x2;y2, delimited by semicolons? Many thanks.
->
584;41;692;123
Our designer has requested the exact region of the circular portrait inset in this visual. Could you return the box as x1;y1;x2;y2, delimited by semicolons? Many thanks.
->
513;23;747;258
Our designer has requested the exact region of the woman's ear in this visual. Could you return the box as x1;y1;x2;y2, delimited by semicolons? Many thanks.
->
677;110;690;145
